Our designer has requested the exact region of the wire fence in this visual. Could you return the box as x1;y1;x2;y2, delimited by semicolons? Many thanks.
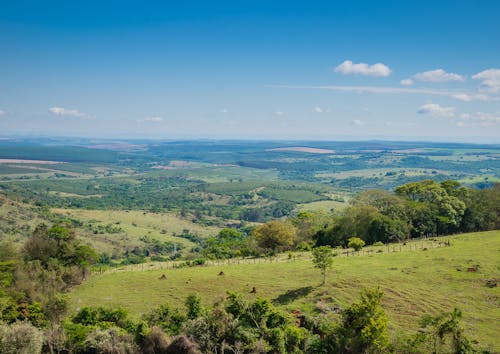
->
92;237;451;275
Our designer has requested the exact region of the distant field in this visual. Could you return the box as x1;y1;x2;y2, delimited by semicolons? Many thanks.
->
296;199;346;212
52;208;221;254
316;167;451;180
69;231;500;351
267;147;335;154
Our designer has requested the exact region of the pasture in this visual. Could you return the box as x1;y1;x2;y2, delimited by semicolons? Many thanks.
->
69;230;500;351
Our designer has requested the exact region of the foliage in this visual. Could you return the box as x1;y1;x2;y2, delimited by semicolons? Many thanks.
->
311;246;336;285
0;321;44;354
251;220;297;254
336;287;389;353
409;308;475;354
202;228;250;259
348;237;365;251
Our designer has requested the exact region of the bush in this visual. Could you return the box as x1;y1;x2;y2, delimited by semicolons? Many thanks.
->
0;321;44;354
296;241;312;251
348;237;365;251
84;327;138;354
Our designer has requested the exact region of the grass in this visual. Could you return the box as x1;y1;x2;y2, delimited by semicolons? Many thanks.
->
68;231;500;351
52;208;221;255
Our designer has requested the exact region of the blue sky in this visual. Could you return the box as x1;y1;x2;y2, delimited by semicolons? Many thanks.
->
1;0;499;141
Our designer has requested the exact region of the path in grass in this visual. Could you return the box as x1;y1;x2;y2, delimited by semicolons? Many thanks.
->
69;231;500;351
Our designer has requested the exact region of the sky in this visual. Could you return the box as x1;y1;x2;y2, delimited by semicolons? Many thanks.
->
1;0;500;142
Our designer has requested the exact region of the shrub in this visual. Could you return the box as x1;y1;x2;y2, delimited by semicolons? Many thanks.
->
0;321;44;354
84;327;138;354
348;237;365;251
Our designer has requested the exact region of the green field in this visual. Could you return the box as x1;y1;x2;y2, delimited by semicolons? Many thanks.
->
52;208;222;255
69;231;500;351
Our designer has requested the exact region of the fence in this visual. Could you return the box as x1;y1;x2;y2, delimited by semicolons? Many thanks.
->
92;237;451;275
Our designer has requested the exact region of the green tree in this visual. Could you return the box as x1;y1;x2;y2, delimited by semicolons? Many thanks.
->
312;246;336;285
410;308;474;354
185;293;204;320
337;287;389;353
251;221;297;254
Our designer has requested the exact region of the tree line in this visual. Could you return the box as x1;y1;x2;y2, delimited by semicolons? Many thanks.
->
202;180;499;259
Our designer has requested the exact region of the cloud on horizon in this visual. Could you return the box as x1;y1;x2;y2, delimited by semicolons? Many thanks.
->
49;106;93;119
138;116;163;122
351;119;364;126
270;85;495;102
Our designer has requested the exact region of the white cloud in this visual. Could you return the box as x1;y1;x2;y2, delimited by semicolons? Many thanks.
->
412;69;465;83
312;106;323;113
458;111;500;126
417;103;456;118
450;93;493;102
139;116;163;122
351;119;364;126
334;60;392;77
0;109;5;116
49;106;93;119
400;79;414;86
270;85;494;101
472;68;500;93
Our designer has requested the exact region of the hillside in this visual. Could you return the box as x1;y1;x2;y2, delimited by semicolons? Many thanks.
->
69;230;500;351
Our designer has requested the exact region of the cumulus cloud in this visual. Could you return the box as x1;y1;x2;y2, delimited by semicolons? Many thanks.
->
400;79;414;86
411;69;465;83
472;68;500;93
139;116;163;122
351;119;364;126
334;60;392;77
312;107;323;113
49;106;93;119
417;103;456;118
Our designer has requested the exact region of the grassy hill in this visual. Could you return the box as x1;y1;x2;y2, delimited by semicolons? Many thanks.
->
68;230;500;351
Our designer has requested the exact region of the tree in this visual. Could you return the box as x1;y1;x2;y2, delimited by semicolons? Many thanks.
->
410;308;474;354
312;246;336;285
185;294;204;319
347;237;365;252
336;287;389;353
251;221;297;254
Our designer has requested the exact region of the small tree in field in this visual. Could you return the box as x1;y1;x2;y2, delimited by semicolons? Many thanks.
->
312;246;336;285
348;237;365;251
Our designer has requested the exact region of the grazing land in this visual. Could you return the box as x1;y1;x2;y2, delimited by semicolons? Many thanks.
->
69;231;500;351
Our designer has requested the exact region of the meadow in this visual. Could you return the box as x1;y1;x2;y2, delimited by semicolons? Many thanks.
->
69;231;500;351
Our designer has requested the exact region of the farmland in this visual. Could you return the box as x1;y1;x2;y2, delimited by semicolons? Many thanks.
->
69;231;500;351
